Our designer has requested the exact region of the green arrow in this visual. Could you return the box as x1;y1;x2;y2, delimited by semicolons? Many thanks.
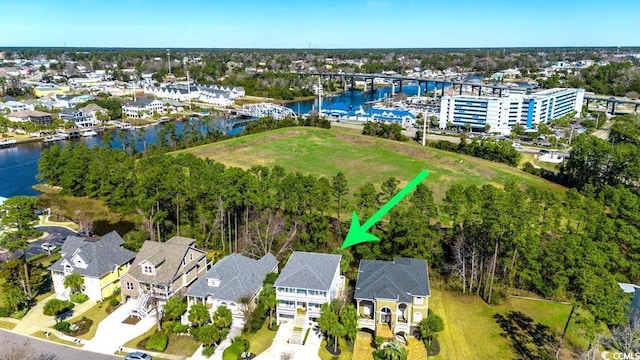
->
341;169;429;249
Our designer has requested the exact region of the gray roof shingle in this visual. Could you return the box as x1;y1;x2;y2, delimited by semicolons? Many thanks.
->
48;231;136;278
186;253;278;302
274;251;341;291
354;258;430;302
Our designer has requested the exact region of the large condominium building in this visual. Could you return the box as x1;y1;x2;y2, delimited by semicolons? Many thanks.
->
439;88;585;135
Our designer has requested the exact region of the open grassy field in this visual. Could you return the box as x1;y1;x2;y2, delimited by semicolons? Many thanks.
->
35;185;138;236
428;289;598;359
178;126;566;200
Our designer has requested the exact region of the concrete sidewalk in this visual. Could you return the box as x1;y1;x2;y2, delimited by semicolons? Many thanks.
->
254;321;322;360
13;293;97;335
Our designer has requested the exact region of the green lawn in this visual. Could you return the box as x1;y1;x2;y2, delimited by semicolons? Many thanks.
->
319;337;353;360
178;126;566;201
241;318;277;355
124;326;200;357
0;320;17;330
31;330;81;347
429;289;601;359
223;338;249;360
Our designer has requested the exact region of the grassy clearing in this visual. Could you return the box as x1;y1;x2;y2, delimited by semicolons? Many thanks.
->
179;126;566;201
66;301;112;340
0;320;17;330
123;325;156;349
406;337;427;360
31;330;81;347
519;152;562;172
223;338;248;360
35;185;138;236
318;337;353;360
429;289;598;360
165;333;201;357
241;318;277;355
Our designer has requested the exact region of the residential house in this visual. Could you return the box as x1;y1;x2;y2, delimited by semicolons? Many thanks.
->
121;98;165;119
274;251;342;345
7;110;53;125
119;236;209;318
79;103;109;123
354;258;431;340
34;84;70;97
59;108;97;128
368;108;416;128
0;100;34;113
48;231;136;301
186;253;278;317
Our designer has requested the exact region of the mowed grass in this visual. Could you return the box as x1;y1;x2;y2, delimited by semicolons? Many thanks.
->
179;126;566;200
429;289;595;360
241;318;277;355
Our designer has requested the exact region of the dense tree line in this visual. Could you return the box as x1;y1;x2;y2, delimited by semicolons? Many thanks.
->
362;122;407;141
567;63;640;97
428;138;522;167
36;138;640;329
560;115;640;190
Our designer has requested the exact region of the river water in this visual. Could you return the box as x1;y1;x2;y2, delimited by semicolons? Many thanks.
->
0;83;439;198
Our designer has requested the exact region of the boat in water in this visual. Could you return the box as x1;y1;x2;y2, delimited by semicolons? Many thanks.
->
43;135;67;143
81;130;98;137
0;138;17;148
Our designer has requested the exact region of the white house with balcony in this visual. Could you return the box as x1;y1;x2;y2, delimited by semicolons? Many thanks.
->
185;253;278;317
274;251;343;345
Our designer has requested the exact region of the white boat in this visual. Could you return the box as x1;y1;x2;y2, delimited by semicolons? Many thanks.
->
43;135;66;143
82;130;98;137
0;139;17;148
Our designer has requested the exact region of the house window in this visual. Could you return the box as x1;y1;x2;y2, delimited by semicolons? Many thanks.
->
143;265;154;275
126;282;134;291
189;253;193;261
415;297;423;305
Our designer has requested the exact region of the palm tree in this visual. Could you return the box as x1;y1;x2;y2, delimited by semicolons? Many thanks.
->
380;341;407;360
63;273;84;294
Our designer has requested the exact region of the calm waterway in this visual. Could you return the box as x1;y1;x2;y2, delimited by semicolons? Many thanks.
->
0;83;440;198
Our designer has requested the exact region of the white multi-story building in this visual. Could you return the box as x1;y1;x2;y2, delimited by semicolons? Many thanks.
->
439;88;585;135
121;98;166;119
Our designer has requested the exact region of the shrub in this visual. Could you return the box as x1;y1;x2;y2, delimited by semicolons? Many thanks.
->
109;298;120;307
11;308;28;319
162;320;176;332
54;321;71;332
145;331;168;352
70;293;89;304
27;253;47;263
43;299;74;317
172;323;190;335
0;307;12;317
201;345;215;358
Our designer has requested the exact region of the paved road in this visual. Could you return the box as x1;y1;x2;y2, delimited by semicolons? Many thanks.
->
17;226;77;259
0;328;120;360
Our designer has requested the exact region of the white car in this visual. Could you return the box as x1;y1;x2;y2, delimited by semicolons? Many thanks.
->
40;243;56;252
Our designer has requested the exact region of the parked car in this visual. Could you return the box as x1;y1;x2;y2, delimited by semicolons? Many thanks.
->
124;352;152;360
77;230;93;237
40;243;56;252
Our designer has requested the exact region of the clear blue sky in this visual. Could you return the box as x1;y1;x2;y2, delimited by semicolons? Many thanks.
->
1;0;639;48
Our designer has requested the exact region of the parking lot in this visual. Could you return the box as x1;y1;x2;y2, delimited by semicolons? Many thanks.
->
21;225;77;259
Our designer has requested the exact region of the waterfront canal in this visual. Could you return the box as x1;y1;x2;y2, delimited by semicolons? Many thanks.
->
0;83;440;198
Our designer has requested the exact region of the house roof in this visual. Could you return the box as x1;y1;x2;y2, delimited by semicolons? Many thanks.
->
274;251;341;291
186;253;278;302
8;110;52;118
354;258;430;303
124;98;155;108
127;236;204;284
48;231;136;278
79;103;106;113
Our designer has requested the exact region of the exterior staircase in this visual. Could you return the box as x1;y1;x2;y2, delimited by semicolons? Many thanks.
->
290;308;307;345
131;292;151;318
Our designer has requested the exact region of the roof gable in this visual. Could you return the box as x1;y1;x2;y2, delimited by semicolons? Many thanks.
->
354;258;430;303
274;252;341;291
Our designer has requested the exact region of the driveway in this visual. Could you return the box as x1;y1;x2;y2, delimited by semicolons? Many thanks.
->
254;320;322;360
82;300;158;355
14;225;77;259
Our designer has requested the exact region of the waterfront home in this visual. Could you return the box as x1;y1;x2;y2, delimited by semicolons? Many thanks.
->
274;251;343;344
186;253;278;317
121;98;166;119
79;103;109;123
7;110;54;125
119;236;209;318
48;231;136;301
354;258;430;341
368;108;416;128
59;109;98;128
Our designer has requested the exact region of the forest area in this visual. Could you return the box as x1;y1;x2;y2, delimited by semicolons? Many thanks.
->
36;117;640;340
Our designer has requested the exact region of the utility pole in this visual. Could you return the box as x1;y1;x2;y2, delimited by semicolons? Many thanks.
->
318;76;322;116
422;109;427;146
167;49;172;76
